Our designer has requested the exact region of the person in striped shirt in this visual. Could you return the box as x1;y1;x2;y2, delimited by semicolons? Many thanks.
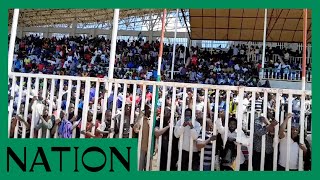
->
196;118;217;171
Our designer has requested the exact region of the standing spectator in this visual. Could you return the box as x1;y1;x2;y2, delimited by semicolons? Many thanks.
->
215;117;249;171
133;105;151;171
174;108;201;171
196;118;217;171
278;113;309;171
252;116;278;170
35;106;53;138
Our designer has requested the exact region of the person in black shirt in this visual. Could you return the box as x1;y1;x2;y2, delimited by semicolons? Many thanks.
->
154;107;179;171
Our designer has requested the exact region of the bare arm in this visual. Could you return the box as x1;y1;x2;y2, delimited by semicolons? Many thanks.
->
154;125;170;138
197;136;216;149
279;113;292;139
51;118;61;136
17;116;31;129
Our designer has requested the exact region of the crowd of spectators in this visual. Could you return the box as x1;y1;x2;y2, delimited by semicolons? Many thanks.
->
8;35;312;171
11;35;311;87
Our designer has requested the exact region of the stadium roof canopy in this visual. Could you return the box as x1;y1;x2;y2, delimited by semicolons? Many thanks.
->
8;9;311;43
8;9;167;27
189;9;312;43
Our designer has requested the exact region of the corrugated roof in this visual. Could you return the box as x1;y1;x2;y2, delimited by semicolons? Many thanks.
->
189;9;311;42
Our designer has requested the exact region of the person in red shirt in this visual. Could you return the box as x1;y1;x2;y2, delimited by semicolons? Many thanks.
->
191;55;198;66
38;63;45;72
257;63;262;72
96;71;104;78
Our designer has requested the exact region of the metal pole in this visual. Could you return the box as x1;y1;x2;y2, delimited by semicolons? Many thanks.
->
107;9;120;96
171;9;179;80
150;9;166;168
260;9;268;80
302;9;307;91
8;9;20;74
184;32;187;65
157;10;166;78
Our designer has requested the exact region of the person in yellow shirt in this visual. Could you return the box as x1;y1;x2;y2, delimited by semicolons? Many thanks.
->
229;100;237;117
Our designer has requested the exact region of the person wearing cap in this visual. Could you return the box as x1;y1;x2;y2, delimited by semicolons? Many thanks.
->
278;113;310;171
252;115;278;171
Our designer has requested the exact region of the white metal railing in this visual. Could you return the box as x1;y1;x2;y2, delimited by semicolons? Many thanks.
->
288;57;312;65
8;72;311;171
271;54;312;65
247;54;262;62
261;68;312;82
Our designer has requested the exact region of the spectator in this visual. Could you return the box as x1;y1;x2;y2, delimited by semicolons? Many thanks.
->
174;108;201;171
196;118;217;171
252;116;278;170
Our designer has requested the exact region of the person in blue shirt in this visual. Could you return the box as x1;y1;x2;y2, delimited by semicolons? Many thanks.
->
219;96;226;111
153;69;158;79
13;59;22;72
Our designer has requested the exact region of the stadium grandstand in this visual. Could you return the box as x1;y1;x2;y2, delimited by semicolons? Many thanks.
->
8;9;311;171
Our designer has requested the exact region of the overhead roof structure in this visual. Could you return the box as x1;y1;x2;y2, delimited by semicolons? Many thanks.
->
8;9;166;27
189;9;312;43
8;9;311;43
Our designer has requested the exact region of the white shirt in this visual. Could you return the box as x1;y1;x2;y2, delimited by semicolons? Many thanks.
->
242;98;250;112
63;61;70;69
215;118;249;164
305;100;311;112
292;99;301;111
31;100;45;126
284;53;290;60
196;102;204;111
234;64;240;71
179;51;184;59
278;136;299;170
146;72;153;80
137;66;143;73
233;48;239;56
174;119;201;152
67;55;73;62
101;54;106;61
98;121;107;132
243;67;248;73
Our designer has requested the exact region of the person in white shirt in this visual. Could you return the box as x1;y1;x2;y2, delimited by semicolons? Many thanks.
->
95;110;113;138
215;117;250;171
174;108;201;171
292;96;301;123
234;64;240;72
278;113;308;171
241;94;250;131
233;46;239;56
284;52;290;61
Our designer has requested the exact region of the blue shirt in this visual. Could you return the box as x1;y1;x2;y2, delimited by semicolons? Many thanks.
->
14;60;21;70
127;62;134;68
153;70;158;79
219;101;226;111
